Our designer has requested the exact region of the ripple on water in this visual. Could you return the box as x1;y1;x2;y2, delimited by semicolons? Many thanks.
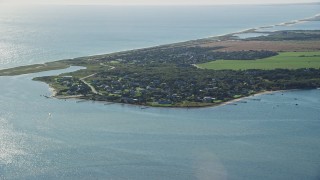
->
0;115;27;165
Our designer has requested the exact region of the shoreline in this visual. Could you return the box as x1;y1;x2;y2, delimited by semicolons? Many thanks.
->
48;86;57;97
218;90;277;106
48;89;298;109
205;13;320;39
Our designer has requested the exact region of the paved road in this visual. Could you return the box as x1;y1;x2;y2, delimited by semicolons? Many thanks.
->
79;65;115;95
80;73;100;94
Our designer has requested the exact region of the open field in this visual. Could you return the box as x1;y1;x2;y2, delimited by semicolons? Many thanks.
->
197;52;320;70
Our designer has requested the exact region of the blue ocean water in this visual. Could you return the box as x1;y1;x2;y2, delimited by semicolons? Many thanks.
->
0;67;320;179
0;4;320;180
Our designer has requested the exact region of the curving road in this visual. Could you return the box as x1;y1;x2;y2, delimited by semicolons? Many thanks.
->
79;65;115;95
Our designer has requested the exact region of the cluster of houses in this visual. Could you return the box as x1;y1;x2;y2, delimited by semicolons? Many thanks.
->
85;75;247;105
98;46;278;65
55;73;259;105
52;65;320;106
56;76;90;96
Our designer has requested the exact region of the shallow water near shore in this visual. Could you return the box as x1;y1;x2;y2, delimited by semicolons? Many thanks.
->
0;68;320;179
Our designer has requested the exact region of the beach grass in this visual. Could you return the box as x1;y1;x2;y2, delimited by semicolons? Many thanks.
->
197;52;320;70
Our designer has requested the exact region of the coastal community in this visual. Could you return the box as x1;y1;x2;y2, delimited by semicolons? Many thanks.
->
2;29;320;107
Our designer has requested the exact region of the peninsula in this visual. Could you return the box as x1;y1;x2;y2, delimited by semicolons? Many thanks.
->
1;26;320;107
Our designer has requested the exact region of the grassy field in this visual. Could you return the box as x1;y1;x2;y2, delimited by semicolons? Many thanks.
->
197;52;320;70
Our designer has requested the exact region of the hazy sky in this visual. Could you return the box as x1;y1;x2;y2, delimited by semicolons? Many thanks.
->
0;0;318;5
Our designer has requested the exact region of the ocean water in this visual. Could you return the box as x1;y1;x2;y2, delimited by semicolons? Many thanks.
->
0;68;320;179
0;4;320;180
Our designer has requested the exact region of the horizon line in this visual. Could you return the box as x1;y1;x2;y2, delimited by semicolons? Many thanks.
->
1;1;319;6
